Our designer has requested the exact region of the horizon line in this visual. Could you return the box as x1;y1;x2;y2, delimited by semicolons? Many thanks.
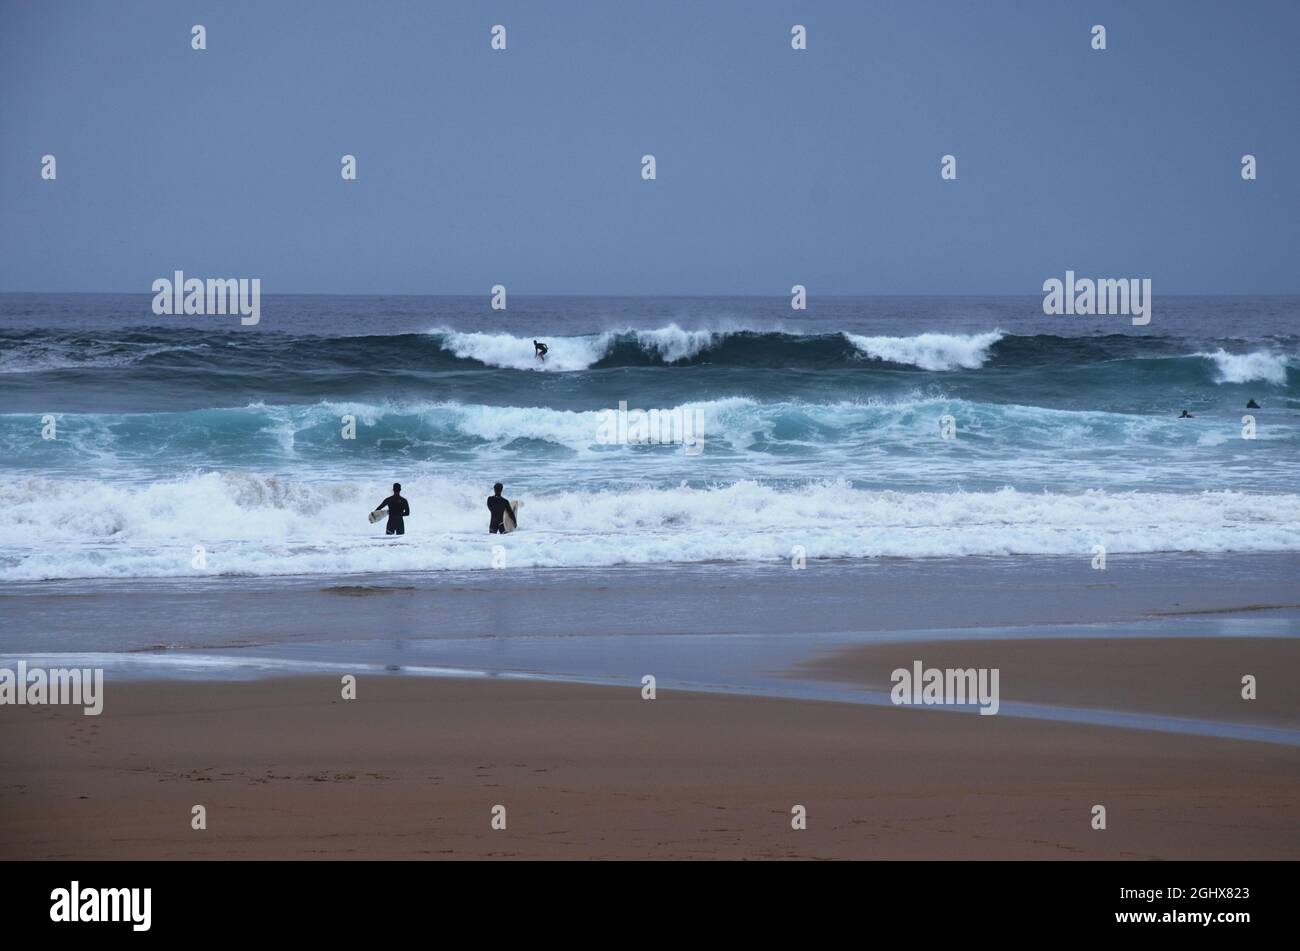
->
3;290;1299;299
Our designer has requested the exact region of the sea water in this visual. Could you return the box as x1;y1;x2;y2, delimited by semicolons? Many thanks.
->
1;293;1297;582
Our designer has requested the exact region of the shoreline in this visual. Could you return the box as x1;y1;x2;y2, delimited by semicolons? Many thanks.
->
4;553;1298;858
5;553;1298;746
6;551;1299;654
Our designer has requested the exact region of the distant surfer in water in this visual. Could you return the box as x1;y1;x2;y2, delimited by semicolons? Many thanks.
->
1178;409;1194;419
1247;399;1260;409
487;482;513;533
376;482;410;536
533;340;548;361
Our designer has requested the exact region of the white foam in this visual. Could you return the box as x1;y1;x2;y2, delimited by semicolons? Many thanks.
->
3;475;1298;581
306;396;757;450
843;331;1004;371
434;328;614;371
631;325;719;362
431;324;729;370
1196;349;1290;385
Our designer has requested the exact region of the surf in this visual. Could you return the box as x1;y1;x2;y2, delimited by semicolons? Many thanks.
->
4;475;1300;582
3;326;1296;387
843;331;1004;370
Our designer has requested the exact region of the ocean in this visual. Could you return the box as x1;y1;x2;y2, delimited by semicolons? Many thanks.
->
1;293;1298;584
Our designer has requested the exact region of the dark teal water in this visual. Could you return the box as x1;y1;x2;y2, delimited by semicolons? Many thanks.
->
1;294;1297;580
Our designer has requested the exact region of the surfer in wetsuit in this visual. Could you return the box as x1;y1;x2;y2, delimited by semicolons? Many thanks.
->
487;482;513;533
377;482;410;536
1178;409;1194;419
1247;399;1260;409
533;340;548;361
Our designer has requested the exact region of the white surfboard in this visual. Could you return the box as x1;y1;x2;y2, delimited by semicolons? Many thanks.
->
501;500;521;534
368;509;386;524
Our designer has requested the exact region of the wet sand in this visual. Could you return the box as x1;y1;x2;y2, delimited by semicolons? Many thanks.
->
6;553;1298;655
794;637;1300;727
2;675;1297;860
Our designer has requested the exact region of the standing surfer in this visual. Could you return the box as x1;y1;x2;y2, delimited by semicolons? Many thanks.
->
533;339;548;362
487;482;514;533
376;482;410;536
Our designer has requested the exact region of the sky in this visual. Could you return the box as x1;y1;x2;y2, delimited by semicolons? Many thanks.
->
1;0;1297;295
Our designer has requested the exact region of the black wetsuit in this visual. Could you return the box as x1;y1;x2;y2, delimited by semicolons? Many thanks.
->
378;494;410;535
534;341;548;360
487;494;513;534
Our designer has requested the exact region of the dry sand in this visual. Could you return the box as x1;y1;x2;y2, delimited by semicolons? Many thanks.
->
2;673;1297;860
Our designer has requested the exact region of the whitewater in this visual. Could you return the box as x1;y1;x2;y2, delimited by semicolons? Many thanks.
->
2;294;1297;582
4;474;1300;581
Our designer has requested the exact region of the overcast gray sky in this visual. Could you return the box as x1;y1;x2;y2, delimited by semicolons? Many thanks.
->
1;0;1296;294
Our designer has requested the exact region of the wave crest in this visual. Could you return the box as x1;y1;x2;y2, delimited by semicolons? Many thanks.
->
843;331;1004;371
1196;349;1291;385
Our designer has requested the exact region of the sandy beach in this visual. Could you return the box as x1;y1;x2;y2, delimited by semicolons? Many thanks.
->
795;636;1300;727
4;556;1299;859
2;673;1297;860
